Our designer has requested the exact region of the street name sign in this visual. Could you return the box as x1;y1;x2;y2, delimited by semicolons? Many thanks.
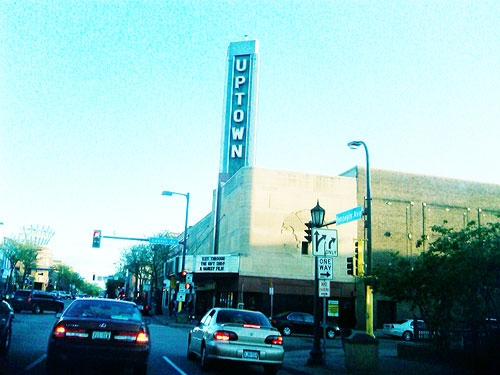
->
336;205;364;225
319;280;330;297
317;256;334;280
312;228;338;256
148;237;179;246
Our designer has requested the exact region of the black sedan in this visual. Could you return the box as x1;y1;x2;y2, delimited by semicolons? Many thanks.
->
270;312;340;339
46;298;150;375
0;299;14;356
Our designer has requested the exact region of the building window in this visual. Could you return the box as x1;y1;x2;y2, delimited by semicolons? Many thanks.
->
301;241;309;255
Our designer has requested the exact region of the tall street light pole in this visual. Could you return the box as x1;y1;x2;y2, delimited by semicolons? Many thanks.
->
307;201;325;365
162;190;190;312
348;140;374;337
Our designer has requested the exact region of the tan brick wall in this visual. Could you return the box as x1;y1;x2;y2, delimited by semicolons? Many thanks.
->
218;167;358;282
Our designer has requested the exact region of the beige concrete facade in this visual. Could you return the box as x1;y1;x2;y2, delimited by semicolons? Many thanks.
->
169;166;500;325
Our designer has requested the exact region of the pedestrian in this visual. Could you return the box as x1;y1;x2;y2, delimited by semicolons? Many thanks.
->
338;302;357;351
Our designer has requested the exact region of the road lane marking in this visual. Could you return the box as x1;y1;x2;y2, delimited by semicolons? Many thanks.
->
25;354;46;372
162;356;189;375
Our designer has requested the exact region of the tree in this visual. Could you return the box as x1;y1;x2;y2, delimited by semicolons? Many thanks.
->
373;223;500;349
19;244;41;287
0;238;40;293
120;231;175;313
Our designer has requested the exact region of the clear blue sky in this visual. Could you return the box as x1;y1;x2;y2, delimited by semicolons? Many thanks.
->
1;1;499;282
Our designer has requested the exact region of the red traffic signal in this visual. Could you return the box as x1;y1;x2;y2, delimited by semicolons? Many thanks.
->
92;230;101;248
185;282;191;290
181;270;187;277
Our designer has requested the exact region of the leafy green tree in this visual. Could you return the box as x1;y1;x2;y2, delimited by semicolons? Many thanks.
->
1;238;41;293
373;223;500;349
120;231;174;312
19;244;41;287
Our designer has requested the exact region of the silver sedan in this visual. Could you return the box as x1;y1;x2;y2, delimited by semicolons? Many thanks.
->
187;308;284;374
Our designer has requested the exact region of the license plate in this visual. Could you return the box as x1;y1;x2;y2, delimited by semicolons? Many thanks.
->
243;350;259;359
92;331;111;340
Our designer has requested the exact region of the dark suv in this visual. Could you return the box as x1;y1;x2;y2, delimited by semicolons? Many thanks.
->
10;290;64;314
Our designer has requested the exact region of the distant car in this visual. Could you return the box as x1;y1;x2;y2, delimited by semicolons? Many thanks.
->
9;290;64;314
46;298;150;375
187;308;284;375
0;300;14;356
270;312;340;339
382;319;427;341
124;297;151;316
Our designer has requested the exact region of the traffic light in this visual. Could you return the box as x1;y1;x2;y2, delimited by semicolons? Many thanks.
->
181;270;187;277
304;221;312;243
92;273;96;281
185;282;192;292
354;239;364;276
92;230;101;248
347;257;354;275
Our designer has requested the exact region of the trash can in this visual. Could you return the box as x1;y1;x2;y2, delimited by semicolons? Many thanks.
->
344;333;379;373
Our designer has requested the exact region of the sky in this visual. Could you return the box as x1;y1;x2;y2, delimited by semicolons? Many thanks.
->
1;1;499;283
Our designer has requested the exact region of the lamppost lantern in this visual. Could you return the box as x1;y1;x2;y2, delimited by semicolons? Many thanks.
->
311;201;325;227
348;140;363;149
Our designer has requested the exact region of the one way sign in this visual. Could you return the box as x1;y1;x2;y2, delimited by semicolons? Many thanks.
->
317;256;333;280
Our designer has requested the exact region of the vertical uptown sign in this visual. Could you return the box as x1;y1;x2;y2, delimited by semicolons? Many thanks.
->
219;40;259;179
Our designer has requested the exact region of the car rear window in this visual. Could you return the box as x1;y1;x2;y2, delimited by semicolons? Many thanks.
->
64;300;142;321
216;310;271;327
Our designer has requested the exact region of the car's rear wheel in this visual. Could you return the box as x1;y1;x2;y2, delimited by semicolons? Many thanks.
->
187;336;196;360
326;327;336;339
0;324;11;356
282;326;292;336
263;364;280;375
403;331;413;341
200;343;211;371
46;354;60;375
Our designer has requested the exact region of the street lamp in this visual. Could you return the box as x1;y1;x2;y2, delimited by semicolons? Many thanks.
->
347;140;374;336
308;200;325;365
161;190;190;311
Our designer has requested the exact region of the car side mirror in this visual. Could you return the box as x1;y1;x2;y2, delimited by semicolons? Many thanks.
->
144;317;152;325
55;313;62;319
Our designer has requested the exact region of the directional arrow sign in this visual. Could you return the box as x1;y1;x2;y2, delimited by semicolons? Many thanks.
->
317;256;333;280
312;229;338;256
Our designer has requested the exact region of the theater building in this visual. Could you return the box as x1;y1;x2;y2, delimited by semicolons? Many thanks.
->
163;165;500;327
162;39;500;327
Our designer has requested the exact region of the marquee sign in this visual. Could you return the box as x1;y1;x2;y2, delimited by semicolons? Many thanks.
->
219;40;260;180
195;254;240;273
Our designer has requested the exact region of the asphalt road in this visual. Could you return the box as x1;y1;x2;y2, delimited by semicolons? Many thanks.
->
0;301;400;375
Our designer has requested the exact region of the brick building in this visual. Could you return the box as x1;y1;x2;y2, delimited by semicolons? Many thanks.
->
163;166;500;329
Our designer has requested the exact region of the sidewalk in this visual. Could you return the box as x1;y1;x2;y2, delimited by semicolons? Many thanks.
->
152;314;468;375
281;347;467;375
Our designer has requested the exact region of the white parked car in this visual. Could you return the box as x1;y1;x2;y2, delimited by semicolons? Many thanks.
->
187;308;284;375
382;319;427;341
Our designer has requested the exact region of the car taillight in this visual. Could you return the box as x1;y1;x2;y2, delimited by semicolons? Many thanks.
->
65;329;89;339
54;325;66;338
270;319;276;324
115;332;138;342
265;335;283;345
136;332;149;344
213;330;238;341
391;324;394;329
